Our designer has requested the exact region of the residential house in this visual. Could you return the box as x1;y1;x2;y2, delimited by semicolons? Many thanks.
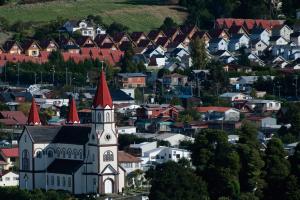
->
76;36;97;48
141;146;191;167
272;24;293;40
169;48;191;67
208;29;230;41
0;171;19;187
223;64;252;73
250;27;270;44
196;106;240;121
246;99;281;112
155;37;172;48
39;39;59;52
147;30;166;42
0;147;19;171
112;32;132;47
57;37;80;54
162;73;188;87
118;151;142;174
209;38;228;52
62;20;105;39
250;39;268;56
219;92;252;102
228;34;250;51
130;32;148;45
21;40;41;57
128;142;158;157
180;25;199;39
117;126;136;135
272;56;289;68
246;116;278;128
136;104;184;120
2;40;22;54
94;34;117;50
192;31;211;47
164;28;182;41
117;73;147;88
248;53;266;66
291;32;300;46
270;36;289;46
228;24;249;36
0;111;27;127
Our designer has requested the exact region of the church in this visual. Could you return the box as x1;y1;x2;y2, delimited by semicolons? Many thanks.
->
18;70;125;195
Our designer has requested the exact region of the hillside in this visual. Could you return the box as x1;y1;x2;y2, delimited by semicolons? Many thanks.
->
0;0;187;32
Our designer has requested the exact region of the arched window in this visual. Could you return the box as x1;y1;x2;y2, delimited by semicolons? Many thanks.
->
22;150;30;170
62;177;66;187
79;150;83;159
56;148;61;157
106;113;110;122
62;148;66;158
48;150;54;158
73;149;78;159
67;149;72;158
98;113;102;122
103;151;114;162
36;151;42;158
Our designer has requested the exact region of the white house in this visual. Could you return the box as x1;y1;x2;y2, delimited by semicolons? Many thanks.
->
142;146;191;165
272;25;293;40
250;28;270;44
250;39;268;56
118;151;142;174
152;133;194;147
117;126;136;135
219;92;252;102
209;38;228;52
0;147;19;171
197;106;240;121
129;142;158;157
228;34;250;51
248;53;266;66
246;99;281;112
0;171;19;187
62;20;106;39
19;71;125;195
270;36;289;46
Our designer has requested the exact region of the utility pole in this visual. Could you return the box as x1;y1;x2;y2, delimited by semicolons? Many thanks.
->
52;65;55;85
17;63;20;86
65;67;68;86
295;75;298;98
4;64;6;83
278;85;281;98
34;72;37;84
40;71;43;84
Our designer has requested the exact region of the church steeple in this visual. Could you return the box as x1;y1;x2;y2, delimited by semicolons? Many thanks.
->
66;96;80;124
92;69;113;108
27;97;41;126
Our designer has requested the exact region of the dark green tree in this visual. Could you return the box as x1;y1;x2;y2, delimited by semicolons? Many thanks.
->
160;17;177;32
146;161;209;200
190;37;208;70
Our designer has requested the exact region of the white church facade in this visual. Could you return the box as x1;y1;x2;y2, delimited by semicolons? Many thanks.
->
18;70;125;195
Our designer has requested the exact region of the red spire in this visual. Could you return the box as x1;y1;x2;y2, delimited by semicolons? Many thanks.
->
92;69;113;108
27;98;41;126
66;96;80;124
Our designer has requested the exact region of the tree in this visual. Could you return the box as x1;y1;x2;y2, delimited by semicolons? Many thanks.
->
160;17;177;32
263;138;290;200
190;37;208;70
107;22;128;36
146;161;209;200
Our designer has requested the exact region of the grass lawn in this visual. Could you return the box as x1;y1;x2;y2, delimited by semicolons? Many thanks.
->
0;0;187;31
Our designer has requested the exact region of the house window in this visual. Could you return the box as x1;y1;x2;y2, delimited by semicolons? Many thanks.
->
13;177;18;181
24;135;27;143
56;148;61;157
5;177;10;181
62;177;66;187
22;150;30;170
79;151;83;159
68;177;71;187
103;151;114;162
62;149;66;158
51;176;54;185
57;176;60;186
67;149;72;158
176;154;181;159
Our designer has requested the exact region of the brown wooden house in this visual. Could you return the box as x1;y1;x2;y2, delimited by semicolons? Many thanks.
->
2;40;23;55
21;40;41;57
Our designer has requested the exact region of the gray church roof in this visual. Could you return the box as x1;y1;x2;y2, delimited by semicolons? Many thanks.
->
25;125;91;145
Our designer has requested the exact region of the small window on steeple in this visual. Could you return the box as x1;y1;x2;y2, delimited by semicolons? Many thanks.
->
98;113;102;122
106;113;110;122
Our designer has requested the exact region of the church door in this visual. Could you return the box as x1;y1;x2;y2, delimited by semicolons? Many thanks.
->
104;179;113;193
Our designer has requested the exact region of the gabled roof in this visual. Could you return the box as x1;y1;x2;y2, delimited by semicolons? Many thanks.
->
2;40;23;52
47;159;83;174
147;30;165;41
93;69;113;108
196;106;235;113
118;151;141;163
130;32;147;43
164;27;182;40
21;39;41;51
76;36;97;47
0;111;27;125
39;39;59;49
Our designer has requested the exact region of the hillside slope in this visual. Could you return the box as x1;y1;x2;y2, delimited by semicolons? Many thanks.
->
0;0;187;31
